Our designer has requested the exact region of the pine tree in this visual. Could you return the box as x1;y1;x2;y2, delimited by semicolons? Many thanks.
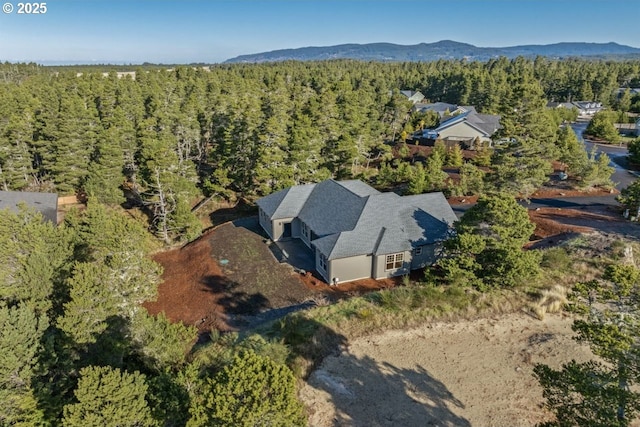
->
84;107;133;204
446;144;464;167
424;149;448;191
535;268;640;426
189;350;305;427
41;89;99;194
440;194;540;289
138;117;201;243
586;111;622;144
0;303;48;426
129;311;197;372
407;162;427;195
458;163;485;196
0;206;73;315
63;366;155;427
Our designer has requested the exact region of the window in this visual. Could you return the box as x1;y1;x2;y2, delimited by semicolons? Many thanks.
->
319;253;327;272
414;247;422;256
302;222;309;239
385;253;404;271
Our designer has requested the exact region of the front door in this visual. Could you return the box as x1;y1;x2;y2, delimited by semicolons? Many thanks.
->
282;222;292;238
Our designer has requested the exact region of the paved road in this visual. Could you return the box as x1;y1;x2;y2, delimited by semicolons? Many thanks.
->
451;122;634;219
570;121;635;190
452;195;620;217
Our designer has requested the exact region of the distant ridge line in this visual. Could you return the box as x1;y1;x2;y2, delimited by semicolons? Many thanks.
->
224;40;640;63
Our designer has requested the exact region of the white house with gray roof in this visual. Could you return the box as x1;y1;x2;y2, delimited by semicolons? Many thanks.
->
257;179;457;284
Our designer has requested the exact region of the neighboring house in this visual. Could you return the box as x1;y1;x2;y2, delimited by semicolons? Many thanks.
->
572;101;604;116
0;190;58;223
413;102;462;116
546;101;576;110
257;179;457;284
615;117;640;137
418;109;501;147
399;90;426;104
546;101;603;116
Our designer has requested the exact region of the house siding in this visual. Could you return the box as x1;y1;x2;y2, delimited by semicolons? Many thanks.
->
271;217;294;241
291;218;302;239
373;250;411;279
315;250;330;282
438;122;488;141
300;220;312;248
258;208;274;240
329;254;373;284
410;244;438;269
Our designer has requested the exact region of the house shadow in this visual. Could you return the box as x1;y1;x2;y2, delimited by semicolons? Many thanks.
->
231;216;264;235
307;352;471;427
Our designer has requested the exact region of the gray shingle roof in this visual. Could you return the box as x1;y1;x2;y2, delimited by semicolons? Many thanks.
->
256;183;316;219
433;110;501;137
0;191;58;223
469;113;501;135
323;191;456;260
298;180;368;236
413;102;458;116
258;180;457;260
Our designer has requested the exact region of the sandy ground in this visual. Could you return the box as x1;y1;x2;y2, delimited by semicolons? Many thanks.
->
300;312;596;427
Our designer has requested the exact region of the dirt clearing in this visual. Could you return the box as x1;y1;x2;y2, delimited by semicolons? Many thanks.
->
144;218;317;332
300;312;595;427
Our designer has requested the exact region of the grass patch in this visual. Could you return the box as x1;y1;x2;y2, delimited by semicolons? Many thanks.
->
261;282;530;379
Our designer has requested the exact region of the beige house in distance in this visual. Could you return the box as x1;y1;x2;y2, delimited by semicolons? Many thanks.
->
417;107;501;148
257;179;457;284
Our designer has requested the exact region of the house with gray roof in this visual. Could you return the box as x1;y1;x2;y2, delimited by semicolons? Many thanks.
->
400;90;426;104
417;109;501;147
0;190;58;223
413;102;462;116
546;101;577;110
257;179;457;284
571;101;603;116
546;101;603;116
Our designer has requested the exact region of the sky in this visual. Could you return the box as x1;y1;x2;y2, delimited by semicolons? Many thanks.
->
0;0;639;64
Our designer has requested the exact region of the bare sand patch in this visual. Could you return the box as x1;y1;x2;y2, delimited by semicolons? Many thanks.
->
300;312;595;427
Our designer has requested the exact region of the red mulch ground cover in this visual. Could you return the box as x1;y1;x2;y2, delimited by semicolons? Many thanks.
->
143;229;229;333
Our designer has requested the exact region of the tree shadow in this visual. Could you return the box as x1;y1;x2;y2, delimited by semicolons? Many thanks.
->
200;274;270;316
307;353;471;427
265;316;471;427
208;200;258;228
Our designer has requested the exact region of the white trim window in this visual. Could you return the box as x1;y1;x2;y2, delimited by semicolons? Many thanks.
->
319;253;327;272
302;222;309;239
385;253;404;271
414;246;422;256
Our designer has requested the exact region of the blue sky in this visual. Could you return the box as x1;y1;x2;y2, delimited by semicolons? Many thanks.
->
1;0;638;64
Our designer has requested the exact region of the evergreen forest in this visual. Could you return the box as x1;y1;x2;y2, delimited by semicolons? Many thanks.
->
2;57;640;426
1;58;640;242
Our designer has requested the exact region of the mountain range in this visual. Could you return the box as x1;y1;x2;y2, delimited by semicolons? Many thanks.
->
224;40;640;63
